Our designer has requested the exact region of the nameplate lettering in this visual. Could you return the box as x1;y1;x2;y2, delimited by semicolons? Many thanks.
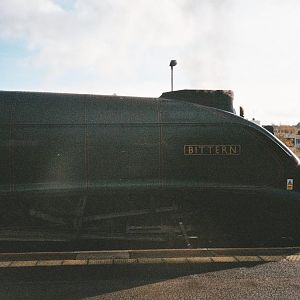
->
184;145;241;156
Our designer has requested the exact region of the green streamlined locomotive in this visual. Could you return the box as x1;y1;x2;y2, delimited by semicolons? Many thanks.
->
0;90;299;246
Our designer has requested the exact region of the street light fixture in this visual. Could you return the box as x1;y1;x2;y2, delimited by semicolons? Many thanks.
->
169;60;177;91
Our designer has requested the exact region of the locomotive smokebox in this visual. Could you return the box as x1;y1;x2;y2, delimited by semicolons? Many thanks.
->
160;89;234;113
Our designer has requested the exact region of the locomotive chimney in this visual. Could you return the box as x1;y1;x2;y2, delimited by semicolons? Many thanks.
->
160;89;235;113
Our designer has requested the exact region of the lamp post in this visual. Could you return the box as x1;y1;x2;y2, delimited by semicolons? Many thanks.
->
169;60;177;91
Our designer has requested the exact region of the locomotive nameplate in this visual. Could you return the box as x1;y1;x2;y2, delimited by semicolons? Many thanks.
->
184;145;241;156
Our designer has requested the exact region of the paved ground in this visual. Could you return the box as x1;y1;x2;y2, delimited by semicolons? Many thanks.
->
1;260;300;299
98;261;300;300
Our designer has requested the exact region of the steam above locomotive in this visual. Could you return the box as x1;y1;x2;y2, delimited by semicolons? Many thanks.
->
0;89;299;245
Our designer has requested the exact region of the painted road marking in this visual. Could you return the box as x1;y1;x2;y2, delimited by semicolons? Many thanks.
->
0;256;291;268
1;248;300;268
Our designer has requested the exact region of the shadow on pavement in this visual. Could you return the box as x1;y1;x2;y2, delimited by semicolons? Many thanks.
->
0;262;263;300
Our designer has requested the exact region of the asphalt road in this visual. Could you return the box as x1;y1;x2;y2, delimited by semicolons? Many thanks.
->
1;260;300;299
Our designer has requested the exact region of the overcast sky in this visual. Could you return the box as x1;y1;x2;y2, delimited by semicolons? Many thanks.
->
0;0;300;125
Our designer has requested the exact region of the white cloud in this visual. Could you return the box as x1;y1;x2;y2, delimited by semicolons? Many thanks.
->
0;0;202;89
0;0;300;124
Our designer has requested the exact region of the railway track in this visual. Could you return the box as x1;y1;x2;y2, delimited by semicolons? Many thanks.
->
1;247;300;268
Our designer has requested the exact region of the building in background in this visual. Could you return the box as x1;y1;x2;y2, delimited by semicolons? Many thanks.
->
273;125;300;158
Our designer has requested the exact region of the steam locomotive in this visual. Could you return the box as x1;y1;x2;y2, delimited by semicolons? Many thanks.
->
0;89;299;246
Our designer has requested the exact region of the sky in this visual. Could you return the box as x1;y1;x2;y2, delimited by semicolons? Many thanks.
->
0;0;300;125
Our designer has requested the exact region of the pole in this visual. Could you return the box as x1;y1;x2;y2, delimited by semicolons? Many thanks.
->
171;66;173;91
169;60;177;92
